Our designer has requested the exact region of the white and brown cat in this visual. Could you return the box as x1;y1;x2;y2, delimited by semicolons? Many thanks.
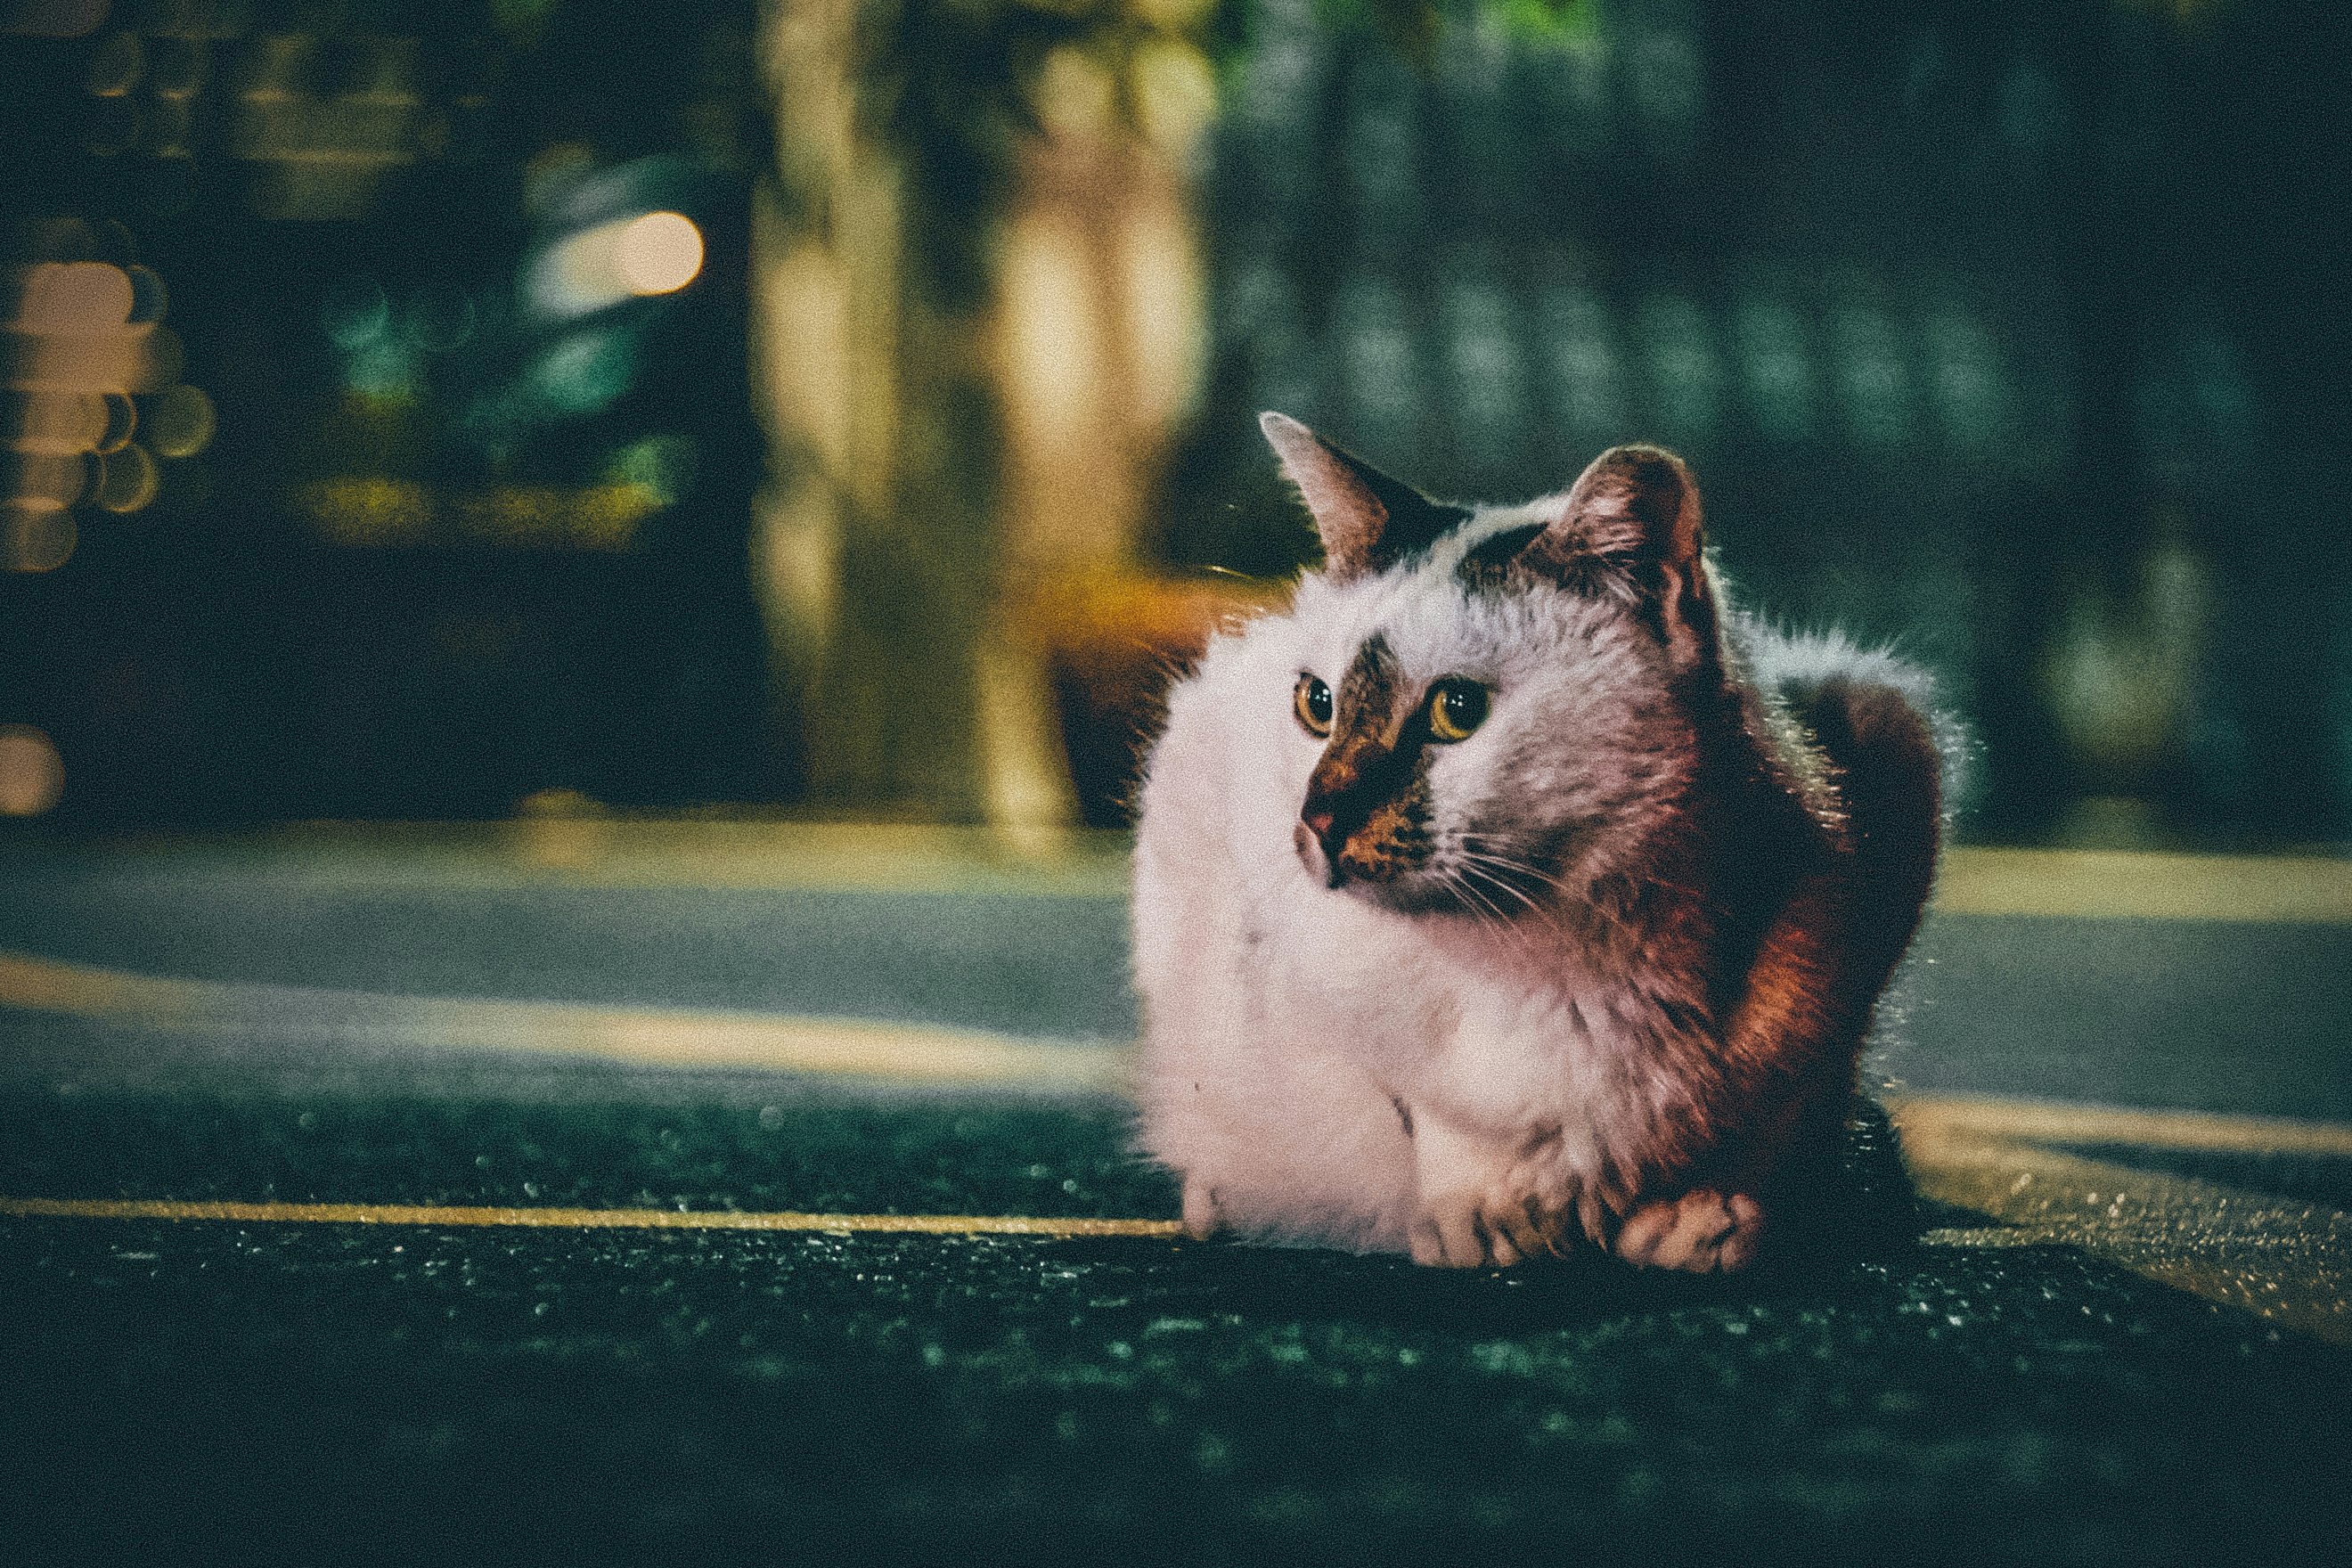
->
1131;413;1947;1272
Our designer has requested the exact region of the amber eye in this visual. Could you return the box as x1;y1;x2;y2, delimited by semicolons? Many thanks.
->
1294;674;1334;737
1425;679;1490;743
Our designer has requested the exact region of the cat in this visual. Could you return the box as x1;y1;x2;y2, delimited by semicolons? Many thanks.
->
1130;413;1948;1271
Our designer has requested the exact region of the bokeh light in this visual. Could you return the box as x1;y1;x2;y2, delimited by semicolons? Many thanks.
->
532;331;636;413
93;442;158;511
4;235;206;558
94;390;135;451
536;209;704;318
615;212;703;297
1;451;88;510
21;259;133;328
1;504;77;573
0;726;66;817
143;384;215;458
322;279;393;350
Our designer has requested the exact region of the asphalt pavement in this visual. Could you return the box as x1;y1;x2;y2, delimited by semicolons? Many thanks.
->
1;824;2347;1565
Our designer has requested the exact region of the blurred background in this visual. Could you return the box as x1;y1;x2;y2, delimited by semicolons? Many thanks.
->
1;0;2345;848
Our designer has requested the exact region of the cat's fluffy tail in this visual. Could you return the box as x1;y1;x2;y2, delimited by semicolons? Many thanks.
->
1760;634;1955;975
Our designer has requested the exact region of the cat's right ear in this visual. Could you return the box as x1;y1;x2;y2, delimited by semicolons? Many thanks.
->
1522;444;1718;671
1261;412;1466;579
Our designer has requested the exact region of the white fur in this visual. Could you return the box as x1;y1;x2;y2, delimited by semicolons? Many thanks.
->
1131;512;1730;1259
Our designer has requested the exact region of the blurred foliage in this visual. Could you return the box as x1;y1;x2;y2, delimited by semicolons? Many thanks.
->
1328;0;1597;61
778;0;1598;818
850;0;1596;306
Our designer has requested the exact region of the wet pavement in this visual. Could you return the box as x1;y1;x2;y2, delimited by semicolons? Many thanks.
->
1;827;2348;1564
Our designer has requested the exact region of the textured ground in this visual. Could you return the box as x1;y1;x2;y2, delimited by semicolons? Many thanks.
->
1;828;2347;1564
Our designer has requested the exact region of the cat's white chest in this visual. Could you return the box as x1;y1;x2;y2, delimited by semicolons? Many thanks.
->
1409;968;1671;1174
1257;889;1456;1066
1263;891;1612;1095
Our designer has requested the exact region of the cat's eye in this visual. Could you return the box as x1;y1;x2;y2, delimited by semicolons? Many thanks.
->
1425;679;1490;743
1294;674;1334;737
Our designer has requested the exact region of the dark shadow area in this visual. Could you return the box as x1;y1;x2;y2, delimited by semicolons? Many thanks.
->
4;1215;2346;1566
0;1082;1181;1218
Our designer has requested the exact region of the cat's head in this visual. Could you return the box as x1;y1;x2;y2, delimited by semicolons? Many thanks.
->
1260;412;1723;917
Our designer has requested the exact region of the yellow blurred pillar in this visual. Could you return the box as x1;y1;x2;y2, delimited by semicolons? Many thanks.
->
750;3;1212;842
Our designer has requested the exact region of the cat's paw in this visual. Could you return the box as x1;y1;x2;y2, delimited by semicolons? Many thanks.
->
1180;1177;1223;1240
1408;1187;1570;1269
1613;1188;1764;1273
1407;1116;1580;1268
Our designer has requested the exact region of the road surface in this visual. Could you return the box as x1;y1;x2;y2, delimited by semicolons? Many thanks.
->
1;823;2346;1564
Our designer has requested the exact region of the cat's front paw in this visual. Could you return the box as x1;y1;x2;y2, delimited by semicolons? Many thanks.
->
1408;1115;1580;1268
1180;1177;1224;1240
1408;1186;1571;1269
1613;1188;1764;1273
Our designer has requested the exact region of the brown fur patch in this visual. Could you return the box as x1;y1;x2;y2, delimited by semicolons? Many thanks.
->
1455;522;1548;590
1302;635;1438;883
1609;663;1946;1218
1483;447;1724;674
1793;674;1944;977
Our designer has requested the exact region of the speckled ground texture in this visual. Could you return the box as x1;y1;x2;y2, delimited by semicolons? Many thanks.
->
2;839;2348;1565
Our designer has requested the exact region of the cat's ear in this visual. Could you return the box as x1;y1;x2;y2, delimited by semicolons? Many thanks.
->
1523;444;1718;669
1261;412;1467;579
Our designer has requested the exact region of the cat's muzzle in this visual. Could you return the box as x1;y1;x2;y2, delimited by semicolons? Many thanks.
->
1293;818;1346;888
1297;796;1378;888
1296;807;1421;893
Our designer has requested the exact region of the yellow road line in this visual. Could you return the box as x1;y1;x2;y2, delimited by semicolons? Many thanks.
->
1892;1098;2350;1343
0;1195;1185;1237
0;949;1131;1090
6;1097;2347;1342
1932;847;2352;923
1882;1093;2352;1158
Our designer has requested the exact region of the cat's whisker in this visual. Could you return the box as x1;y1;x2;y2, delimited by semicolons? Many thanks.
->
1452;851;1573;930
1455;847;1567;895
1437;866;1511;938
1462;844;1711;948
1450;859;1565;948
1444;865;1529;944
1455;840;1575;892
1458;861;1544;918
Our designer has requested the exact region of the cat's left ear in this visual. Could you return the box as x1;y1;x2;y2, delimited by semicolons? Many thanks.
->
1523;444;1718;671
1261;412;1468;580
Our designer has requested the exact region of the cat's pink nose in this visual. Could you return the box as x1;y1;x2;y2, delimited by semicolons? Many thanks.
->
1302;805;1335;844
